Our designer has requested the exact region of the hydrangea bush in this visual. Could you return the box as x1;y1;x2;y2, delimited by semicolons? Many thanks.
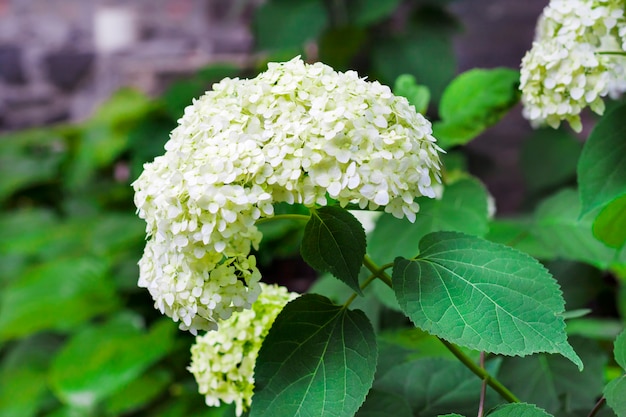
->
133;57;442;334
129;3;626;416
4;1;626;416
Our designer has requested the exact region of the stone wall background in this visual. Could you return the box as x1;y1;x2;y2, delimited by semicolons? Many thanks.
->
0;0;549;212
0;0;260;130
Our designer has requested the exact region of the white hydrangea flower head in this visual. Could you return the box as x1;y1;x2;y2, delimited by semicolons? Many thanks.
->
133;56;442;334
520;0;626;132
188;283;297;416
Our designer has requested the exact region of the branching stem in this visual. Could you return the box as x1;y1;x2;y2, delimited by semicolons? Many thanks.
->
478;351;487;417
343;273;378;308
361;257;519;403
588;396;606;417
362;254;393;288
440;339;520;403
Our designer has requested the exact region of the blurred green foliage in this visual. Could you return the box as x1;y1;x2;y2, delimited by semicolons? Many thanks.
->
1;0;626;416
0;65;242;416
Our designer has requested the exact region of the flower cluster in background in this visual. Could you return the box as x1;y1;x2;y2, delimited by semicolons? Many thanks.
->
133;57;442;334
520;0;626;132
188;283;297;416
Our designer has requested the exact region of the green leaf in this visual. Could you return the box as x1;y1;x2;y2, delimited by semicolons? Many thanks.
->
578;102;626;216
520;128;581;193
488;403;554;417
604;376;626;417
253;0;328;51
301;206;366;295
368;178;490;266
355;390;412;417
614;329;626;370
374;357;498;417
50;315;177;408
433;68;520;148
393;74;430;114
251;294;377;417
498;338;607;413
532;189;623;269
346;0;402;26
0;257;119;341
593;194;626;248
392;231;582;369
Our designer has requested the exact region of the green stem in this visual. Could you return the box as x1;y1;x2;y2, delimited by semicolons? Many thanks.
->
478;351;487;417
360;256;520;404
343;273;378;308
587;396;606;417
362;254;393;288
597;51;626;56
255;213;310;224
440;339;520;403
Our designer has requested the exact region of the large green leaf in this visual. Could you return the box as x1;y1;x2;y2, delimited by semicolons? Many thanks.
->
354;390;412;417
578;102;626;216
368;178;490;266
253;0;328;51
433;68;520;148
498;338;606;413
604;376;626;417
301;206;366;295
49;314;177;408
532;189;623;269
392;231;582;369
251;294;377;417
374;357;500;416
488;403;554;417
593;194;626;248
0;257;119;341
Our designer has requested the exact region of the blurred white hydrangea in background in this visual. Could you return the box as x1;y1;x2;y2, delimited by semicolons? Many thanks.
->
133;56;442;334
520;0;626;132
188;283;297;416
